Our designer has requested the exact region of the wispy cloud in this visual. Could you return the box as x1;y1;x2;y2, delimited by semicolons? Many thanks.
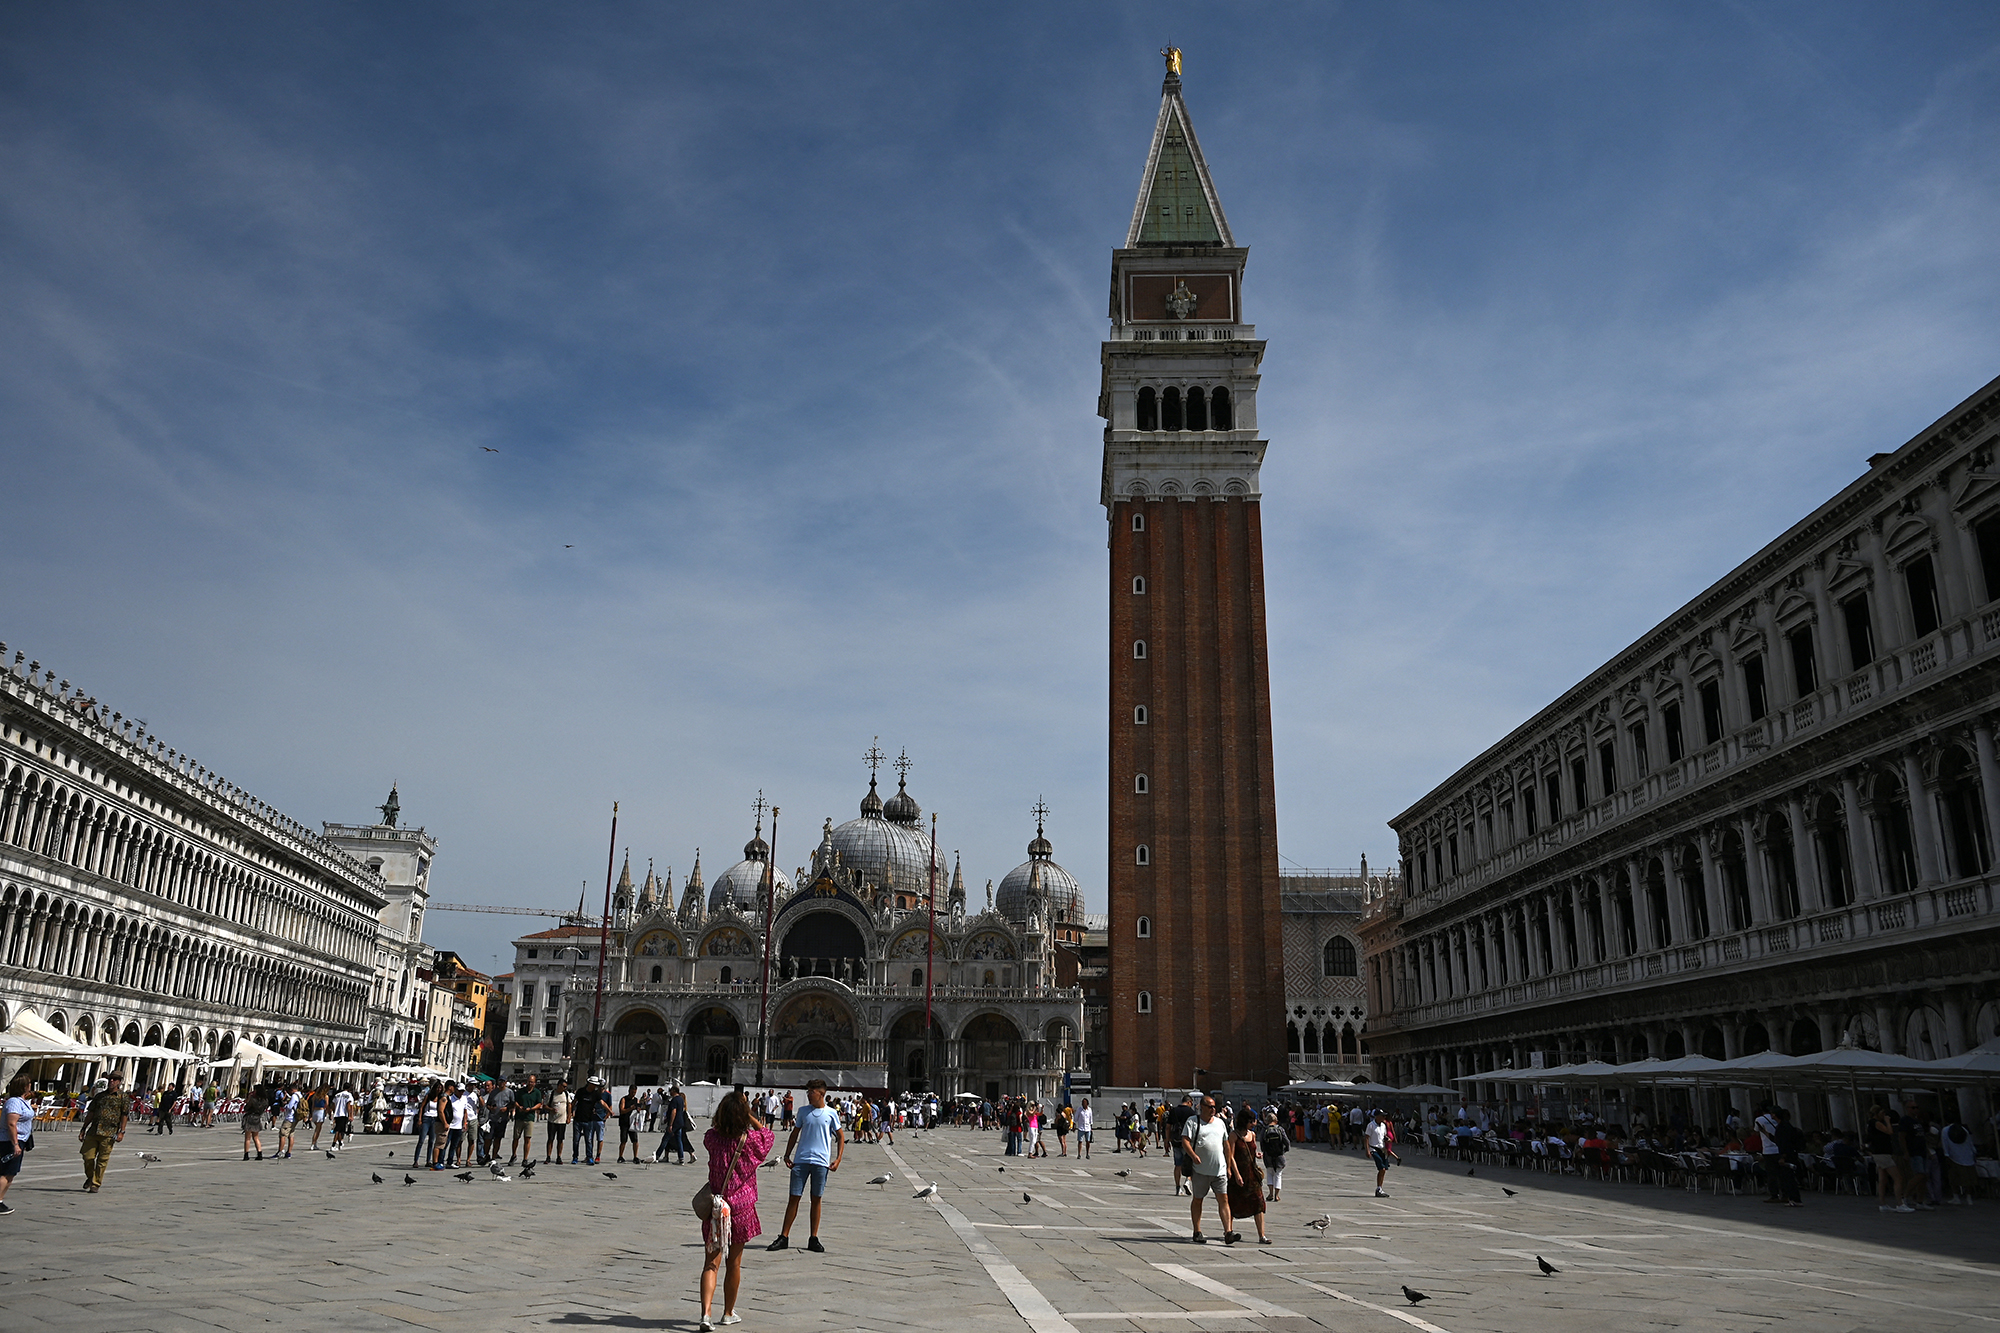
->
1;2;1996;969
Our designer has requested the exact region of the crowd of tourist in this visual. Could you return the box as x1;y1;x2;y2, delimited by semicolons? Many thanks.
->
1403;1098;1994;1209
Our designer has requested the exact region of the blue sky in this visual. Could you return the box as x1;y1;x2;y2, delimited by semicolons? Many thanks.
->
4;3;1998;978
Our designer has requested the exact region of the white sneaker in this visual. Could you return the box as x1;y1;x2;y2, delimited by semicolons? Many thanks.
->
1893;1203;1915;1213
699;1319;713;1332
721;1317;742;1326
1374;1189;1388;1198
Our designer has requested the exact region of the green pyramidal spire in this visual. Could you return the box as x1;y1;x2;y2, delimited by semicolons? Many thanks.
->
1126;55;1233;247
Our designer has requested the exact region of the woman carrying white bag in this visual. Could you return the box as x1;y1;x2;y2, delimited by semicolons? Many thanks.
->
694;1091;773;1331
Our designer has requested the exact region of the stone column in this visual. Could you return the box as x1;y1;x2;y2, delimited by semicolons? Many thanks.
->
1661;853;1692;944
1840;770;1881;901
1901;750;1944;887
1974;722;2000;863
1874;1001;1900;1055
1786;795;1821;914
1695;833;1729;938
1501;908;1523;982
1740;815;1775;924
1627;857;1658;952
1526;905;1548;977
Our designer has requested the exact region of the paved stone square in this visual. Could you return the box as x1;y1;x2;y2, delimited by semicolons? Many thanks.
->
3;1124;1995;1332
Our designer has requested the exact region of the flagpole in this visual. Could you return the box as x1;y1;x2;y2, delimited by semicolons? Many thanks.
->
925;811;938;1102
756;806;779;1087
585;802;617;1084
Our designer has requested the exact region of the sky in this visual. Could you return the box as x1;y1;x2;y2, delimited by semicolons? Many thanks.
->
3;2;1998;979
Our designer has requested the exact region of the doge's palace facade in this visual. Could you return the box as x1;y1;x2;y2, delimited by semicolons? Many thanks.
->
1362;374;2000;1123
0;642;385;1087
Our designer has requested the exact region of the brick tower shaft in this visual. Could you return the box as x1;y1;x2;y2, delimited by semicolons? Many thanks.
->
1101;53;1287;1092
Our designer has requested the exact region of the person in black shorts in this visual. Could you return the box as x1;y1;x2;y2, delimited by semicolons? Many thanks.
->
1166;1093;1197;1196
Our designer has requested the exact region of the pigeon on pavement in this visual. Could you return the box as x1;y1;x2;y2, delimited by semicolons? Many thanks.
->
454;1171;476;1182
1022;1192;1032;1203
371;1173;384;1184
1503;1188;1518;1197
403;1174;417;1186
1537;1255;1560;1275
1466;1167;1475;1176
1402;1286;1430;1305
1115;1170;1130;1177
603;1172;618;1180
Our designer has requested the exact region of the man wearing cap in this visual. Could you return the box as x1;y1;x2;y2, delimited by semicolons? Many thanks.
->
572;1076;612;1165
78;1072;131;1193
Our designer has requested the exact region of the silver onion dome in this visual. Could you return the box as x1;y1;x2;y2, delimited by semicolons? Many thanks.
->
997;825;1083;925
708;829;792;913
883;776;920;824
830;776;941;896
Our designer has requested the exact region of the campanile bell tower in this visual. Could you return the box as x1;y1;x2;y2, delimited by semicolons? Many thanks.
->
1102;50;1287;1092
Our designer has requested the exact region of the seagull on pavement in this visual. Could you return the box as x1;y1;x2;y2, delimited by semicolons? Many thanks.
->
134;1152;163;1165
912;1183;938;1198
1115;1170;1130;1178
1304;1215;1331;1231
866;1174;892;1188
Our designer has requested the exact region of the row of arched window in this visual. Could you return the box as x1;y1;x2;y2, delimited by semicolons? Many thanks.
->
1289;1021;1363;1060
1135;385;1234;432
0;763;375;965
0;1007;359;1070
1388;758;1990;1010
0;883;369;1025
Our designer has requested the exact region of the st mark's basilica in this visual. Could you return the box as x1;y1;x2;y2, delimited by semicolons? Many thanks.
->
500;753;1088;1101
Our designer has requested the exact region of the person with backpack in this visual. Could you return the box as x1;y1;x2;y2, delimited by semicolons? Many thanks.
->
1259;1107;1289;1202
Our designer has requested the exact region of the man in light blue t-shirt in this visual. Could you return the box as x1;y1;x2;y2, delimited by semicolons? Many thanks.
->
769;1079;844;1253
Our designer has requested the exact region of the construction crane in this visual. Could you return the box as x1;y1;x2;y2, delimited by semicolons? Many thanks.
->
429;901;589;922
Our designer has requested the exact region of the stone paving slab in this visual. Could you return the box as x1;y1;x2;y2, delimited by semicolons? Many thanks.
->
1;1127;1995;1331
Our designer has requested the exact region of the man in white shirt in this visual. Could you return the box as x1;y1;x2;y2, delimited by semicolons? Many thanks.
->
1181;1096;1238;1245
1753;1105;1783;1201
1364;1109;1395;1197
330;1085;356;1148
1077;1098;1095;1160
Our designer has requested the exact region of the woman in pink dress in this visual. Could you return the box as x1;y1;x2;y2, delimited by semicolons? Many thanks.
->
700;1091;773;1331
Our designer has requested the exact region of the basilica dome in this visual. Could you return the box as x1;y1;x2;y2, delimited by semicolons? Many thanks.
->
829;776;942;896
996;825;1083;925
709;829;793;913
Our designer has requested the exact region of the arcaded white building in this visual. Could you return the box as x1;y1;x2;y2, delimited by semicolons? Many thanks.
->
1362;374;2000;1123
0;642;386;1088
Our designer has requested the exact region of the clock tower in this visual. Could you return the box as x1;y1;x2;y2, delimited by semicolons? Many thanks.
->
1102;52;1287;1092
